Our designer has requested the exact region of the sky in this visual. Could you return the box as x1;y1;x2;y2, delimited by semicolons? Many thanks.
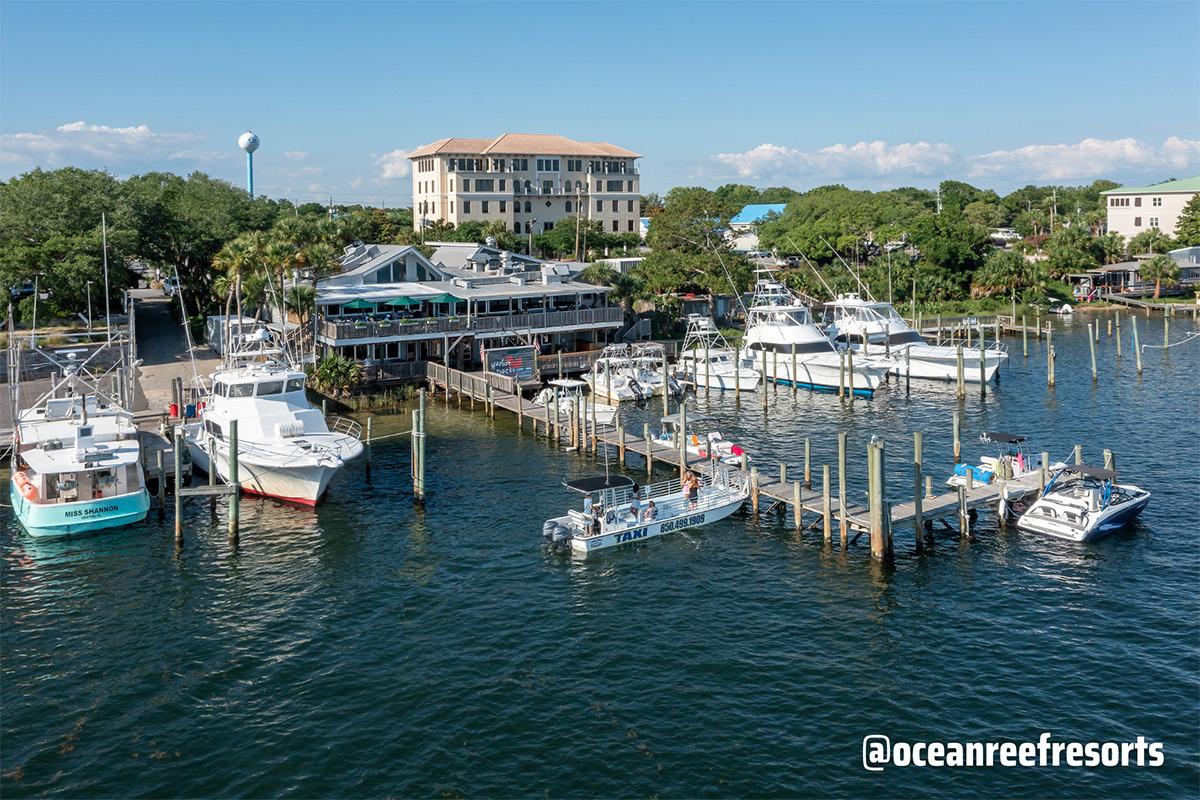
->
2;0;1199;205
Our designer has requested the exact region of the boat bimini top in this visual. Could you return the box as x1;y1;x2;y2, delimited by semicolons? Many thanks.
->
981;431;1026;444
563;475;636;494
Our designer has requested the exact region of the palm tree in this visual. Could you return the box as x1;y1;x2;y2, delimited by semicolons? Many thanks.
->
1140;254;1180;299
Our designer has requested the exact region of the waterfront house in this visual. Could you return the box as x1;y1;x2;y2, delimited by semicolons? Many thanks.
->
1102;176;1200;241
1067;245;1200;298
408;133;642;238
315;243;623;378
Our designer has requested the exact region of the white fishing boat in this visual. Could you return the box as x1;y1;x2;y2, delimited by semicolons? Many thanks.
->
946;431;1064;503
11;395;150;539
742;272;890;396
532;378;618;427
583;343;681;402
184;328;363;505
824;294;1007;383
674;315;760;392
652;412;749;465
542;467;748;555
1017;464;1150;542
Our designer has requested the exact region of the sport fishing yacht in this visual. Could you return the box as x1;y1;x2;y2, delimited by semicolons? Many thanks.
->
1017;464;1150;542
824;294;1007;383
674;315;760;392
583;343;681;402
184;328;362;505
742;272;890;395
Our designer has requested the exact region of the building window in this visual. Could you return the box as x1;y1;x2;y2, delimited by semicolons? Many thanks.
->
542;180;553;194
1134;216;1142;227
627;180;634;192
611;200;619;212
536;158;560;172
611;220;619;232
499;200;507;212
1149;217;1158;228
513;222;521;233
450;202;454;213
1152;197;1162;207
627;200;634;212
596;200;603;212
499;179;506;191
449;158;457;171
606;180;623;191
628;220;634;231
576;180;584;192
475;179;494;191
524;200;532;213
523;180;532;193
565;200;573;213
544;221;554;231
513;158;528;171
450;180;454;191
1134;197;1141;207
492;158;504;171
462;179;470;192
463;201;471;214
482;201;489;213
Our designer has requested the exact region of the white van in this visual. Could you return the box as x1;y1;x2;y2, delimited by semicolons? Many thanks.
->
163;276;181;297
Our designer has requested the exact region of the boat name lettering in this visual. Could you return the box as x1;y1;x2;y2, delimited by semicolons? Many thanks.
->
63;504;120;518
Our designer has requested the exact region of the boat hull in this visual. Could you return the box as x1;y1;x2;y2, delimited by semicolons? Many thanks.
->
681;368;761;392
11;484;151;539
570;492;745;554
755;353;888;396
879;344;1006;383
1017;491;1151;542
188;438;342;505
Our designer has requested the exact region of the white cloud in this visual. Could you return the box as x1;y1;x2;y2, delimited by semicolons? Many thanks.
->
712;136;1200;188
375;148;412;180
284;150;308;161
715;140;957;182
1;119;200;171
350;176;364;190
967;136;1200;181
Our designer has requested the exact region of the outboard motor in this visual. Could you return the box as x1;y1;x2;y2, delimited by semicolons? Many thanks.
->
542;520;558;539
628;379;647;401
667;376;684;398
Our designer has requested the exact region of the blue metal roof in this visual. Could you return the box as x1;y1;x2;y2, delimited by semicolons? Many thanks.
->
730;203;787;225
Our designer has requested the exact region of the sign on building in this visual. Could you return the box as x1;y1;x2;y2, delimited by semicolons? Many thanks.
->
484;345;538;381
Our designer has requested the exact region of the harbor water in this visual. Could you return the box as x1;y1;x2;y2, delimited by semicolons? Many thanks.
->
2;317;1198;797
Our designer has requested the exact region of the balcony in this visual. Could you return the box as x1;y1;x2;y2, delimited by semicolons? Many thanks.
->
319;307;625;344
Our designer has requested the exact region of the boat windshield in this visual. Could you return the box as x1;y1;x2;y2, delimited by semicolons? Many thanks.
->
752;308;811;326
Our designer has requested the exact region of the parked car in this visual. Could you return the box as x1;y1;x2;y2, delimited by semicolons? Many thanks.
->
163;276;181;297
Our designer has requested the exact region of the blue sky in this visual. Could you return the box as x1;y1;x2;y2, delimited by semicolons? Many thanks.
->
3;1;1198;204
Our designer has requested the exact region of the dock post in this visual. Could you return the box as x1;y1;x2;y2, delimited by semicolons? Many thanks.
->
1035;308;1041;337
822;465;832;541
1115;313;1122;357
155;449;165;520
1022;314;1028;357
957;485;969;537
793;480;802;533
771;350;778;395
837;351;845;399
173;426;183;546
1074;444;1082;465
618;425;627;466
1132;316;1142;374
913;431;924;553
955;344;965;399
734;345;741;403
1103;448;1114;471
750;467;759;516
1046;327;1055;387
952;409;961;464
704;340;711;398
978;326;987;397
1088;323;1098;382
208;435;216;515
415;390;426;502
791;347;797;396
228;419;239;540
925;475;933;499
847;348;855;403
966;323;972;349
643;423;653;479
1041;450;1049;492
761;348;768;409
589;389;597;453
804;437;811;488
365;416;373;481
936;313;942;344
779;462;787;485
837;431;847;545
662;355;669;417
557;351;563;379
411;409;420;493
869;442;891;562
1164;315;1170;349
1107;318;1113;337
322;398;327;417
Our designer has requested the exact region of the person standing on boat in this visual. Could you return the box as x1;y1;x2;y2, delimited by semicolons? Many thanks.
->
628;489;643;522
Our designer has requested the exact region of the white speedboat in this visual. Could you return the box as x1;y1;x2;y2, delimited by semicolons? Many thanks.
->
532;378;618;427
11;395;150;538
742;272;890;395
185;330;362;505
653;412;749;466
1017;464;1150;542
824;294;1008;383
542;467;748;555
583;345;653;403
674;314;760;392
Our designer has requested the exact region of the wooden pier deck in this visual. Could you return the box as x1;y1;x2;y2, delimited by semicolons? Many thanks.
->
427;363;1033;553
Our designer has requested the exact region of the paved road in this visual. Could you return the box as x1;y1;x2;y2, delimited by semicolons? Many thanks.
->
132;288;220;413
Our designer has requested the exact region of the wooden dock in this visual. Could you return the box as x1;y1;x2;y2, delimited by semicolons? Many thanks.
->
426;363;1039;561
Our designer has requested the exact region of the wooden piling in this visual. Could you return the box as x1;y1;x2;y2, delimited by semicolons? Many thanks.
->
779;462;787;485
761;348;768;409
644;422;653;479
1046;327;1055;387
793;480;802;533
821;465;832;541
1132;315;1142;374
1074;444;1082;465
838;350;846;399
662;355;670;417
365;416;373;481
1107;318;1113;337
913;431;924;552
956;344;965;399
1103;448;1114;471
1164;315;1170;349
750;467;760;516
803;437;811;488
978;326;987;397
414;390;426;502
734;345;741;403
227;419;240;539
868;442;891;562
155;448;165;520
678;402;687;479
952;409;961;463
925;474;933;499
837;432;847;544
1088;323;1098;382
957;485;969;537
1022;314;1028;357
847;348;855;402
704;340;711;398
1040;450;1049;492
1115;313;1122;357
172;427;183;544
618;425;627;466
791;347;798;396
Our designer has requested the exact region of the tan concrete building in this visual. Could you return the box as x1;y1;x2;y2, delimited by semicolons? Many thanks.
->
408;133;641;240
1102;176;1199;241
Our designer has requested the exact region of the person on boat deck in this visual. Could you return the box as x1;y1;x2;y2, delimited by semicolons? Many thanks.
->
591;504;603;535
686;471;700;508
627;490;642;522
583;495;593;515
641;501;658;522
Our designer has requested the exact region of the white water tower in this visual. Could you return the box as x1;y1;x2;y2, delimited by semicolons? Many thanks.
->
238;131;260;197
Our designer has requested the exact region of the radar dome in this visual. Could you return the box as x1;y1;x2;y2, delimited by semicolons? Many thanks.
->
238;131;260;153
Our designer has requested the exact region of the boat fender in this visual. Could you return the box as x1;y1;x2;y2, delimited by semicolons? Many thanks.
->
14;472;38;501
730;445;744;456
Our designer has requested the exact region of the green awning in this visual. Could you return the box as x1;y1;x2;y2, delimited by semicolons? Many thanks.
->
341;299;377;310
382;296;420;306
422;293;463;304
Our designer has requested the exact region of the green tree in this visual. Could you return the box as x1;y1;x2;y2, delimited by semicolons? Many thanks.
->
576;264;645;314
1097;232;1127;264
1139;254;1180;299
1044;223;1101;278
1172;194;1200;247
971;249;1046;298
1128;228;1174;255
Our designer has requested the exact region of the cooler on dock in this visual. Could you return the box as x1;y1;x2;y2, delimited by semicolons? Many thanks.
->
954;463;994;484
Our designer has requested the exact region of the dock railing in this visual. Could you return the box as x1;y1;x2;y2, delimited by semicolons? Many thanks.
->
426;362;518;398
320;307;624;343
